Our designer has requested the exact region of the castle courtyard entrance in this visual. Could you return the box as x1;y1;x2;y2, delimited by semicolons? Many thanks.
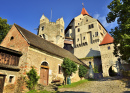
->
0;75;5;93
40;62;49;86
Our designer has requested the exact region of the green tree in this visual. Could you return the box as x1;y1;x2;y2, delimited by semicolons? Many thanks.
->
0;17;10;43
26;67;39;90
61;58;77;84
78;65;88;79
106;0;130;63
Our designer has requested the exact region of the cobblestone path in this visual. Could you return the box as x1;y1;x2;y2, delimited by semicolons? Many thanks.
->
58;77;130;93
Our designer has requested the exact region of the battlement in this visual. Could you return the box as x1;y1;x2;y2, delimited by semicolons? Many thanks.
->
40;14;64;26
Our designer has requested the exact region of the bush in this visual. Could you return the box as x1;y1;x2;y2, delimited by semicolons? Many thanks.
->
26;67;39;90
78;65;88;78
61;58;77;84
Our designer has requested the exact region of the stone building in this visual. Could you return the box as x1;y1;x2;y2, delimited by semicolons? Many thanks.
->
0;46;22;93
99;33;118;77
65;7;107;58
37;14;65;48
0;23;86;93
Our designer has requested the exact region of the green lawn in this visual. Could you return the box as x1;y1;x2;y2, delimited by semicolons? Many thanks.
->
27;79;93;93
27;90;57;93
58;79;92;88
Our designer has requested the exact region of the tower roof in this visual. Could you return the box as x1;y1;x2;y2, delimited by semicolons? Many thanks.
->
81;7;89;16
99;33;114;46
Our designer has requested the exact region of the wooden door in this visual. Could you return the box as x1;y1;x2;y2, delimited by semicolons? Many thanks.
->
0;75;5;93
40;67;49;86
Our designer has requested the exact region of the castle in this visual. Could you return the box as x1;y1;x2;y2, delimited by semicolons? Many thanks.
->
37;14;64;48
0;5;125;93
37;7;121;77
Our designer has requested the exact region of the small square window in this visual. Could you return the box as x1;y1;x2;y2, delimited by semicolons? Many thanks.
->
91;24;94;28
9;76;14;83
108;46;111;50
61;29;63;33
83;37;85;40
77;38;79;42
95;32;98;37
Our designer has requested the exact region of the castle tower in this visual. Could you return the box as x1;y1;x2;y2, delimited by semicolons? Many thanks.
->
65;7;107;58
38;14;65;48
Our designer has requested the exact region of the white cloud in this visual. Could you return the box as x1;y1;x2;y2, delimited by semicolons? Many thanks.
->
93;13;117;31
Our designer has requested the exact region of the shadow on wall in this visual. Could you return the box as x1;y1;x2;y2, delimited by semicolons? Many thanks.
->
86;48;100;57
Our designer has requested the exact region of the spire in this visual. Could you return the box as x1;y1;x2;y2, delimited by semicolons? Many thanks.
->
81;4;89;16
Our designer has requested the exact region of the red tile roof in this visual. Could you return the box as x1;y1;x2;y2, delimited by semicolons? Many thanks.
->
81;7;89;16
99;33;114;46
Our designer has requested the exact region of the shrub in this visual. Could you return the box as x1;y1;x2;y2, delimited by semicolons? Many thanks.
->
26;66;39;90
61;58;77;84
78;65;88;78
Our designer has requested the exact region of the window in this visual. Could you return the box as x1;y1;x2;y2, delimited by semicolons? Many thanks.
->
99;25;101;30
43;34;46;39
77;38;79;42
80;18;81;20
42;26;44;30
10;36;14;41
59;65;62;74
86;19;88;22
78;23;79;25
108;46;111;50
83;37;85;40
9;76;14;83
103;30;105;34
78;28;80;32
88;24;94;29
40;35;42;37
95;32;98;37
61;29;63;33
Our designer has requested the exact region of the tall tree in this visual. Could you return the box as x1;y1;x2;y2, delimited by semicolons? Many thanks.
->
106;0;130;63
61;58;77;84
0;17;10;43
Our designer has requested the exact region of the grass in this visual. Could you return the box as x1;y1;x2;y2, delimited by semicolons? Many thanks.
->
26;90;57;93
58;79;93;88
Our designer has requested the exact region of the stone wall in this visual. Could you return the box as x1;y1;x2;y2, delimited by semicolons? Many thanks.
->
100;43;118;77
81;57;102;73
26;46;81;84
0;25;29;93
38;15;64;48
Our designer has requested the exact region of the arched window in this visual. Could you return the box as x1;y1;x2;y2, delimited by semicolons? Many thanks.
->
41;62;48;66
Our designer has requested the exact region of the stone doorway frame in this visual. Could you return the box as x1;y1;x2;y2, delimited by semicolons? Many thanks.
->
40;61;49;86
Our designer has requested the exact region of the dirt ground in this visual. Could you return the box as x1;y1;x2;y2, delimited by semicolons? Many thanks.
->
58;76;130;93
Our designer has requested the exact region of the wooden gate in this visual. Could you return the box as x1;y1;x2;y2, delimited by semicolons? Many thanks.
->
40;67;49;86
0;75;5;93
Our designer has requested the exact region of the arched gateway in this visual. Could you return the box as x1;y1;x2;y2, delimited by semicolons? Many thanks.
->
40;62;49;85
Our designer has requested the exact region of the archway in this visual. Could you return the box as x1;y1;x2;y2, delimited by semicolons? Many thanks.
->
109;66;117;77
40;62;49;85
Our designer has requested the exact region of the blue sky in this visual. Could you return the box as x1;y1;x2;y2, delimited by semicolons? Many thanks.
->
0;0;117;35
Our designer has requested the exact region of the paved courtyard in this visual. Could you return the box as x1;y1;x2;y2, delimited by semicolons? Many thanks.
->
58;77;130;93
